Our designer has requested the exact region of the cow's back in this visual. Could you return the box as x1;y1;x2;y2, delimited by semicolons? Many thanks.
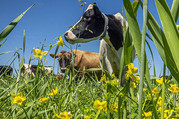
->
72;50;102;78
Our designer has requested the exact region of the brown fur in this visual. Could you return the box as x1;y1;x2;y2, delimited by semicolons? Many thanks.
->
50;50;102;79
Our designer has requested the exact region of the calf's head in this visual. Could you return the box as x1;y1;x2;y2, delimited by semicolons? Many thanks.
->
64;3;106;44
50;51;72;73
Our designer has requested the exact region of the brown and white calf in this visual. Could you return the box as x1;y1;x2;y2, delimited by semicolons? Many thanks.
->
50;50;102;78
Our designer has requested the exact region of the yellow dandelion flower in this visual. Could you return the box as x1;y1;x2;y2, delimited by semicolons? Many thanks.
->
119;92;124;97
156;77;169;85
84;115;91;119
125;73;130;80
55;111;72;119
168;84;179;94
111;74;115;79
57;36;64;47
147;92;151;99
125;63;139;81
33;48;48;60
106;80;110;84
93;100;107;112
156;78;163;85
11;92;26;105
152;88;160;95
130;81;137;88
110;79;118;87
142;111;152;117
109;102;118;114
143;88;147;92
39;97;50;102
49;87;58;96
100;74;106;82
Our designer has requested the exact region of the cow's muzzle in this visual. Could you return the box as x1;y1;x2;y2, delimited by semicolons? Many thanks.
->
64;31;77;44
60;67;66;73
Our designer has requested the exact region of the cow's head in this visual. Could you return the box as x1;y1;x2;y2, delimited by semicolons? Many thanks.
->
64;3;107;44
50;50;72;73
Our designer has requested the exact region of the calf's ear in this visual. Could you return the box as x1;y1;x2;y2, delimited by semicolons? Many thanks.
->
50;54;58;58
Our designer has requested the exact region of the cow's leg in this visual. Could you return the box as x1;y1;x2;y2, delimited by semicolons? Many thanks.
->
99;39;114;75
104;56;113;75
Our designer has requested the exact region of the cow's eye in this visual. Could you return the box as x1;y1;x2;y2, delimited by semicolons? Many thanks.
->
83;16;91;22
66;54;71;59
83;17;87;21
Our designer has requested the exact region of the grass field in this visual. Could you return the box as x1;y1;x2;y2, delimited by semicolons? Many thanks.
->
0;0;179;119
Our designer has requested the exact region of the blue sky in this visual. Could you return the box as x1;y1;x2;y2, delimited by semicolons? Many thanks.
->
0;0;176;76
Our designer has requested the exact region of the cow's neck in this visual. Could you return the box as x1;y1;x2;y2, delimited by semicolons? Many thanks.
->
100;13;109;39
100;14;123;51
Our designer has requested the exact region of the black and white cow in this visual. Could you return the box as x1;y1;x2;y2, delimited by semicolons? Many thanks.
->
64;3;132;78
0;65;13;76
21;64;52;76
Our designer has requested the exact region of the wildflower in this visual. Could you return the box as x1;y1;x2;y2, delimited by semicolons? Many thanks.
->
49;87;58;96
130;81;136;88
119;92;124;97
55;111;72;119
175;104;179;110
142;111;152;117
109;102;118;114
93;100;107;112
164;110;177;118
39;97;50;102
111;74;115;79
156;78;163;85
84;115;91;119
147;92;151;99
143;88;147;92
168;84;179;94
33;48;48;60
57;36;64;47
100;74;106;82
105;80;110;84
157;97;166;107
152;88;160;95
125;63;139;82
156;77;169;85
110;79;118;87
11;92;26;105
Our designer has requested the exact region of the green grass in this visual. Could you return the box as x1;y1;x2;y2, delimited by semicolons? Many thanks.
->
0;0;179;118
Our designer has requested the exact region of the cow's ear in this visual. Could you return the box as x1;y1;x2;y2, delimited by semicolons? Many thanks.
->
93;4;101;16
50;54;58;58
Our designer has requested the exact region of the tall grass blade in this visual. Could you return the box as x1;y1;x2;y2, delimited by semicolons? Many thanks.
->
0;51;13;55
0;4;35;43
123;0;159;118
161;65;166;119
0;39;8;48
171;0;179;23
138;0;148;118
144;1;179;82
155;0;179;72
23;30;26;55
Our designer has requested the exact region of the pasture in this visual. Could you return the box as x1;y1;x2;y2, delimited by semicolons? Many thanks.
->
0;0;179;119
